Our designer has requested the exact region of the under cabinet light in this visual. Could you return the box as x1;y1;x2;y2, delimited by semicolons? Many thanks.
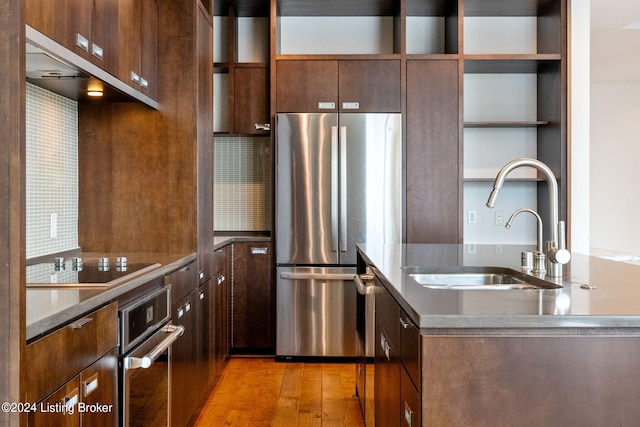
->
87;89;103;97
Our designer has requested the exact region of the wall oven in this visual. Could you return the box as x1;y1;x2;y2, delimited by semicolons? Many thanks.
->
119;283;184;427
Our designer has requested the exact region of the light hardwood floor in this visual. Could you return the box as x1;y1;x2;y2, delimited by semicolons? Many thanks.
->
194;357;365;427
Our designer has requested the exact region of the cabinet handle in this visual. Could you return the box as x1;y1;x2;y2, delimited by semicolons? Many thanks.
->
62;388;79;412
76;34;89;52
69;317;93;329
318;102;336;110
185;302;191;312
404;401;413;426
131;71;140;83
91;43;104;60
399;317;413;329
83;373;99;398
380;333;390;361
140;77;149;88
199;290;205;300
254;123;270;131
251;247;268;255
342;101;360;110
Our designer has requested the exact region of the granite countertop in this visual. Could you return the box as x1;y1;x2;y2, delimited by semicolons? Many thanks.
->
358;243;640;329
26;252;196;340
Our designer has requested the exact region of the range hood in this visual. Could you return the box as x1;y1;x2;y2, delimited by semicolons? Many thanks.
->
26;26;158;108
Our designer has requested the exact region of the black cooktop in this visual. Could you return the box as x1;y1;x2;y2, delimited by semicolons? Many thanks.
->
26;261;158;287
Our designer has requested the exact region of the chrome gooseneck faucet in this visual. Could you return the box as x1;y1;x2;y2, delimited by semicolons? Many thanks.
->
486;158;570;278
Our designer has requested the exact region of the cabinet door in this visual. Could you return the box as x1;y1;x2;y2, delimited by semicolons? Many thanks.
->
231;242;273;351
25;0;56;39
406;59;461;243
139;0;158;99
276;60;338;112
171;291;198;427
375;281;401;427
196;280;215;394
91;0;119;74
234;67;270;134
54;0;92;62
400;367;421;427
80;348;118;427
214;247;230;375
339;60;401;112
116;0;140;88
29;376;81;427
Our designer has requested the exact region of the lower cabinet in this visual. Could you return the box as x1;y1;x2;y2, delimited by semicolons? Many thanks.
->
374;276;421;427
28;347;118;427
231;242;273;353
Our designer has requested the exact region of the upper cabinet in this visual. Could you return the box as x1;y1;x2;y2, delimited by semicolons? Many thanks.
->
26;0;159;102
275;59;401;113
117;0;158;99
26;0;118;75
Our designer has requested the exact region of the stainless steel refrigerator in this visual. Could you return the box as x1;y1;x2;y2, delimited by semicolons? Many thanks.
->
275;112;402;357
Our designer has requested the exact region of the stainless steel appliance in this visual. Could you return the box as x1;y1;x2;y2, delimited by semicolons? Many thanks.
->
355;270;376;426
119;283;184;427
275;112;402;358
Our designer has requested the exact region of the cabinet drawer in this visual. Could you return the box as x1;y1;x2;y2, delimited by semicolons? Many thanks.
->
165;261;198;304
401;366;421;427
399;312;420;390
26;302;118;403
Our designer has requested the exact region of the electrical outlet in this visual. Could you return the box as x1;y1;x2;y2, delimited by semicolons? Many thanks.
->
467;210;477;224
50;213;58;239
494;211;504;226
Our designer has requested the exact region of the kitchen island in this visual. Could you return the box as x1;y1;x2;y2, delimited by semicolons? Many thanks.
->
358;243;640;426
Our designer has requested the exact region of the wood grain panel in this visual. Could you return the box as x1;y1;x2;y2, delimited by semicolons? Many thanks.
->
276;60;338;112
339;60;401;112
234;67;270;134
406;60;461;243
422;334;640;426
0;1;25;424
25;303;118;403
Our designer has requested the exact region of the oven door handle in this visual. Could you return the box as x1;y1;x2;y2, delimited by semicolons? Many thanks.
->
124;324;184;370
355;274;376;295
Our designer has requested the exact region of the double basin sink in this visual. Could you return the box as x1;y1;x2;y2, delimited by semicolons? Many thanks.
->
404;266;561;290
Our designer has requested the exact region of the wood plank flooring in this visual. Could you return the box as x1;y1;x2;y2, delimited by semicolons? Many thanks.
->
193;357;365;427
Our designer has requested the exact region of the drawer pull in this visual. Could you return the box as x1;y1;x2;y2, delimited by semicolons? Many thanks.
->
399;317;412;329
251;247;268;255
63;388;79;412
69;317;93;329
76;33;89;52
404;401;413;426
92;43;104;60
83;373;99;397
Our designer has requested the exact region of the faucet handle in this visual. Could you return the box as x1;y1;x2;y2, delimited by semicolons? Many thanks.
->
549;247;571;264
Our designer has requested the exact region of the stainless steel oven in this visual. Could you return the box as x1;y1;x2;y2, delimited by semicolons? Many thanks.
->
119;284;184;427
355;269;376;426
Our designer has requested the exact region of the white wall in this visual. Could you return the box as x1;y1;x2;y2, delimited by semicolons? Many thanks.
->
587;0;640;256
569;0;591;254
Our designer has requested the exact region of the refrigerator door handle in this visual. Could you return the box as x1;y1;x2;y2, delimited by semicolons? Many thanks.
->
331;126;339;253
340;125;348;253
279;272;356;281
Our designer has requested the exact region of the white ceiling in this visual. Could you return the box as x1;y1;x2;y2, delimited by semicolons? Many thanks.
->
591;0;640;82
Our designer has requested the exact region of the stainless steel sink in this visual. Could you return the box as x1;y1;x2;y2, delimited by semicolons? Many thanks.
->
403;266;561;290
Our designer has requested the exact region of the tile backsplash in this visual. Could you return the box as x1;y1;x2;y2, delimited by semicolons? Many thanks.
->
214;136;272;231
25;83;79;259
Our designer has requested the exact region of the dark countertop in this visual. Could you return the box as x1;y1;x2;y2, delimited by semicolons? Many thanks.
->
358;243;640;329
26;252;196;340
213;234;270;250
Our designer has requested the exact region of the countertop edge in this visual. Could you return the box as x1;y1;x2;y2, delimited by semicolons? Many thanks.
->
26;253;196;341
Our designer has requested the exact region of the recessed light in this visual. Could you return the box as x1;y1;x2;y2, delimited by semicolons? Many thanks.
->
87;89;104;97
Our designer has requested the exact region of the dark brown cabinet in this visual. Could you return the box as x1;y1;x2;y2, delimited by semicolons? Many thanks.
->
117;0;158;99
26;0;119;75
275;59;401;113
213;245;231;375
406;59;460;244
29;348;118;427
233;66;270;134
374;276;421;427
231;242;273;352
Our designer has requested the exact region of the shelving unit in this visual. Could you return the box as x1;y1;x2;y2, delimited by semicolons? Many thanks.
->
211;0;567;245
